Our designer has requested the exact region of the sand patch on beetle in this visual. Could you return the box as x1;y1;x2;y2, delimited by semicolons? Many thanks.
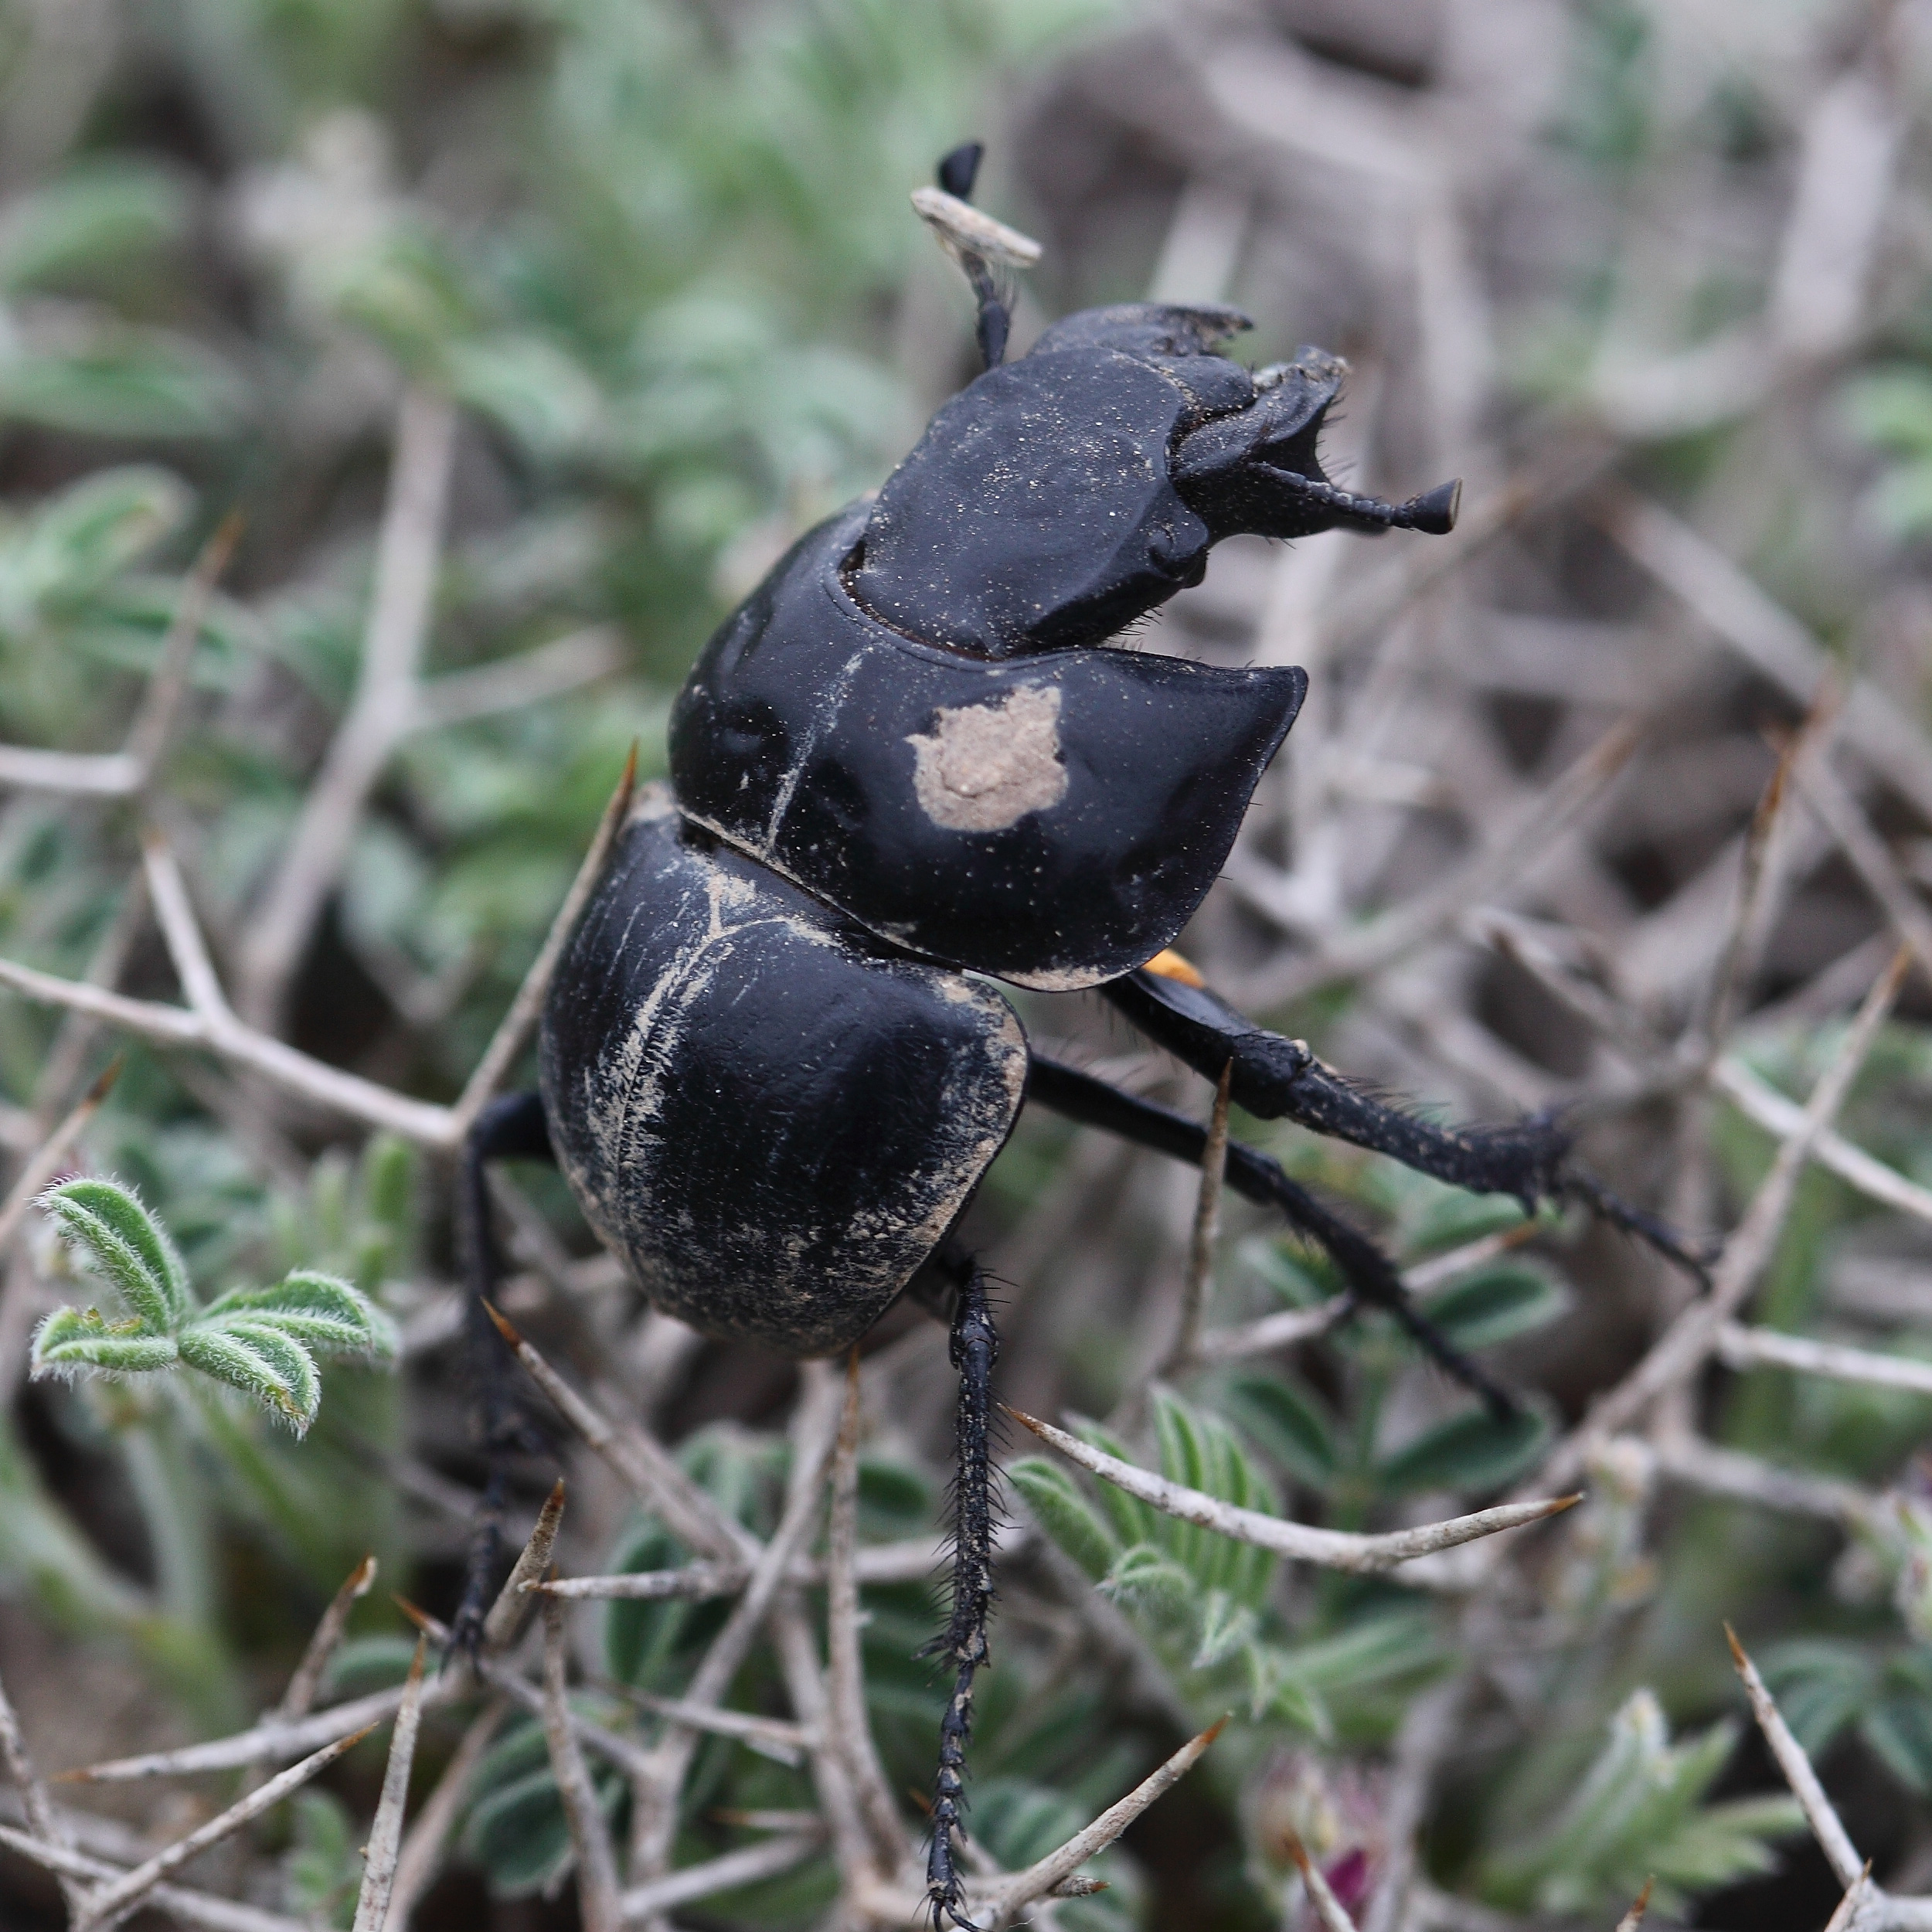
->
906;685;1067;832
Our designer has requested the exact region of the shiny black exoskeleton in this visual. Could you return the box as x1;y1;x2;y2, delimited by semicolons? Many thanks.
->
463;148;1700;1927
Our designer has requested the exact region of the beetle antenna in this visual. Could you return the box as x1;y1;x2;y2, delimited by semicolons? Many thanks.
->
1260;465;1461;535
925;1250;1000;1927
912;144;1042;375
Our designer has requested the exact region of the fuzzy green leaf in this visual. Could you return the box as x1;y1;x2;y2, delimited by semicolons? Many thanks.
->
179;1319;320;1433
1862;1694;1932;1793
1009;1458;1121;1582
199;1272;396;1358
1420;1263;1573;1352
1375;1403;1551;1495
39;1178;192;1333
1223;1372;1338;1490
30;1306;178;1377
1100;1543;1194;1616
1760;1640;1876;1756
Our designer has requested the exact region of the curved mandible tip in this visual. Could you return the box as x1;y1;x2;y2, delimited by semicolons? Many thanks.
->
1403;477;1461;536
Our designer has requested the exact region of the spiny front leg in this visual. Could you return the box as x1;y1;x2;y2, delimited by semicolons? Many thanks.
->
926;1255;999;1928
1105;964;1710;1284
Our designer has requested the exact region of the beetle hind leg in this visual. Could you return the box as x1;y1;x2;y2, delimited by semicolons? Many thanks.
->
913;1240;1002;1927
450;1090;556;1658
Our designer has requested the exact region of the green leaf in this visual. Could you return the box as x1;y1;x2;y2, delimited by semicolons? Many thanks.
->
0;332;246;438
179;1319;321;1433
1862;1694;1932;1793
200;1272;397;1358
1073;1423;1161;1551
1192;1588;1257;1670
447;335;604;458
1100;1543;1194;1616
281;1789;359;1930
39;1177;192;1333
1845;369;1932;453
0;163;191;294
1375;1403;1552;1495
1420;1263;1573;1352
1223;1372;1338;1489
29;1306;179;1376
1236;1236;1335;1308
1008;1458;1121;1582
1760;1640;1876;1756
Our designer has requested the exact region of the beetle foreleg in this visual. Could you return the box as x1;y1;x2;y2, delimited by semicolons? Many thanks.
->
923;1248;1001;1927
1105;968;1710;1288
451;1090;555;1657
1026;1055;1513;1415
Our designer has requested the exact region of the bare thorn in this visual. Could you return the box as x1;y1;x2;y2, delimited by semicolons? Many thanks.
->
72;1724;379;1930
0;1825;310;1932
1615;1876;1655;1932
541;1596;624;1932
454;747;641;1128
482;1479;566;1653
1008;1409;1578;1573
1284;1827;1360;1932
277;1554;378;1724
491;1313;753;1564
975;1720;1221;1926
386;1698;508;1929
1726;1624;1863;1888
349;1638;427;1932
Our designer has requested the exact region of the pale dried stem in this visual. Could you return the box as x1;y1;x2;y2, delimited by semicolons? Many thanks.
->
277;1553;376;1723
454;750;637;1128
1287;1827;1361;1931
0;1825;309;1932
63;1681;425;1781
1614;1876;1654;1932
0;1662;80;1915
1247;715;1642;1007
1647;1433;1873;1526
618;1831;827;1924
0;512;240;798
1715;1324;1932;1399
628;1363;842;1883
769;1597;876;1899
543;1596;624;1932
0;951;457;1146
238;387;456;1029
0;1056;118;1255
386;1698;506;1930
825;1353;906;1870
1797;756;1932;987
486;1305;753;1563
1362;1672;1469;1932
350;1638;427;1932
1196;1223;1539;1365
536;1533;964;1600
1543;946;1909;1488
31;871;148;1127
610;1689;807;1765
974;1719;1223;1929
72;1722;377;1931
1726;1625;1862;1888
1600;492;1932;824
413;624;623;731
481;1477;565;1653
1713;1060;1932;1228
1010;1410;1578;1573
1161;1060;1232;1379
1826;1869;1877;1932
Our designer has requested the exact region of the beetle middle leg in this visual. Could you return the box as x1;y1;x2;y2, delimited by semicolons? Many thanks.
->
1026;1056;1511;1413
1104;967;1711;1284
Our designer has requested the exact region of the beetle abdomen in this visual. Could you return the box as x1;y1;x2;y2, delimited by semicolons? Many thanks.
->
539;788;1027;1357
671;505;1306;991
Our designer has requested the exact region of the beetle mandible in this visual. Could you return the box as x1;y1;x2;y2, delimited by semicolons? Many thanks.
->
460;145;1702;1926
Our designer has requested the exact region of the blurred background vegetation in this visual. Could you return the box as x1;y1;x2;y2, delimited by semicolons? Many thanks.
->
2;0;1932;1927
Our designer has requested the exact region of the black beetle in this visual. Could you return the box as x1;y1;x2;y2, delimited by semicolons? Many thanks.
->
461;145;1699;1926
